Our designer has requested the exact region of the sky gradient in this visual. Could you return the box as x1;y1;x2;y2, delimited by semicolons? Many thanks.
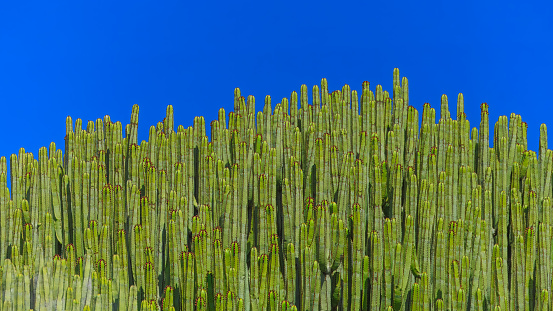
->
1;1;552;189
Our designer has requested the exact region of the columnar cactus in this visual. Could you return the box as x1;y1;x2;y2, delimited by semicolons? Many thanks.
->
1;68;553;310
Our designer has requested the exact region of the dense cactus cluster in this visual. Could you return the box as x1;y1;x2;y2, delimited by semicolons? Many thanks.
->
0;68;551;310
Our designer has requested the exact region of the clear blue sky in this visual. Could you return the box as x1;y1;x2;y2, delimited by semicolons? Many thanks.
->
1;1;552;189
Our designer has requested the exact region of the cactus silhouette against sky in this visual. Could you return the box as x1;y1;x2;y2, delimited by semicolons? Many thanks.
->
0;68;551;310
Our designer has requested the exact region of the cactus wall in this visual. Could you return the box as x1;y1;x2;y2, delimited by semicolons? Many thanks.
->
0;68;551;310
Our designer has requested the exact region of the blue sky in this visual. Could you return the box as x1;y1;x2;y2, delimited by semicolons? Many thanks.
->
0;1;552;189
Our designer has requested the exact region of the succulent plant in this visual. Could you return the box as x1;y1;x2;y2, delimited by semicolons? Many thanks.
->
0;68;551;310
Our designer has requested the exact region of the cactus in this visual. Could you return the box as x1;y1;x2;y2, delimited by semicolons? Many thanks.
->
2;68;553;310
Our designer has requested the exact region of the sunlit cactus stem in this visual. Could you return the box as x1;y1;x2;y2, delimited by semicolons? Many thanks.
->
0;67;550;310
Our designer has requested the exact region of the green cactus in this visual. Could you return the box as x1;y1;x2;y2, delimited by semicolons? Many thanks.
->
3;68;553;310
